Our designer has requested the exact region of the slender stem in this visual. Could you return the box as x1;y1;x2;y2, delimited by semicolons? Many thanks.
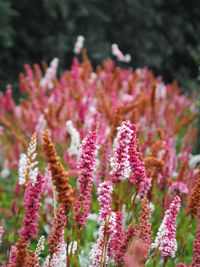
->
152;248;159;267
131;193;137;225
53;184;57;216
12;186;26;239
114;182;120;210
100;217;110;267
181;215;192;261
162;257;168;267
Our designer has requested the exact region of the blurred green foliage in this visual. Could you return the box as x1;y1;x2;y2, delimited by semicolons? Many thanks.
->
0;0;200;92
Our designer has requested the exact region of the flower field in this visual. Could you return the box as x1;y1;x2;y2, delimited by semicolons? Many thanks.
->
0;51;199;266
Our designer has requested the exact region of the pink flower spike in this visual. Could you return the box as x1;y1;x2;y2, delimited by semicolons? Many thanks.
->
168;182;189;195
97;181;113;223
6;245;17;265
74;130;98;226
129;124;151;197
19;172;44;243
107;211;124;261
152;195;181;258
110;120;134;181
191;227;200;266
90;212;117;267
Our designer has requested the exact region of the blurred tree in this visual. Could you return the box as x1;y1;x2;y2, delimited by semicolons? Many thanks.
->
0;0;17;87
0;0;200;92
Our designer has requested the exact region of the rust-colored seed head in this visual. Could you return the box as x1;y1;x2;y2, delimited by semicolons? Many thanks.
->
176;160;188;181
188;172;200;217
48;204;68;255
25;250;39;267
42;130;74;212
13;237;28;267
144;156;163;171
139;198;152;245
110;106;124;140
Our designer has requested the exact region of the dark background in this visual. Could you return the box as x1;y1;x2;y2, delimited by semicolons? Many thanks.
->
1;0;200;93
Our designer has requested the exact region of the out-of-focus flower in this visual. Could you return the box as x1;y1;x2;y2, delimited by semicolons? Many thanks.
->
189;154;200;167
18;132;38;185
168;182;189;195
35;114;47;141
0;160;10;179
67;241;78;255
0;226;3;243
40;58;59;88
66;120;80;156
74;36;85;54
115;225;138;265
156;82;167;100
111;44;131;63
124;239;150;267
7;245;17;265
18;153;28;185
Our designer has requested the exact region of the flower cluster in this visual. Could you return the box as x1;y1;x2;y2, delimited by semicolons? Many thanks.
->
97;181;113;222
42;130;74;212
18;132;38;185
110;120;134;181
74;130;98;226
40;58;59;88
107;211;124;261
66;120;80;156
188;172;200;217
191;227;200;266
111;44;131;63
169;181;189;195
152;196;181;258
0;53;198;266
90;212;117;267
35;235;45;259
19;172;44;243
73;35;85;54
138;198;152;260
48;204;67;255
128;123;151;197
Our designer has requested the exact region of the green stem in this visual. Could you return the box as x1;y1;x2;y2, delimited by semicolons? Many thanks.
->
162;257;168;267
180;215;192;261
52;184;57;216
131;193;137;225
100;217;110;267
152;248;159;267
12;185;26;240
